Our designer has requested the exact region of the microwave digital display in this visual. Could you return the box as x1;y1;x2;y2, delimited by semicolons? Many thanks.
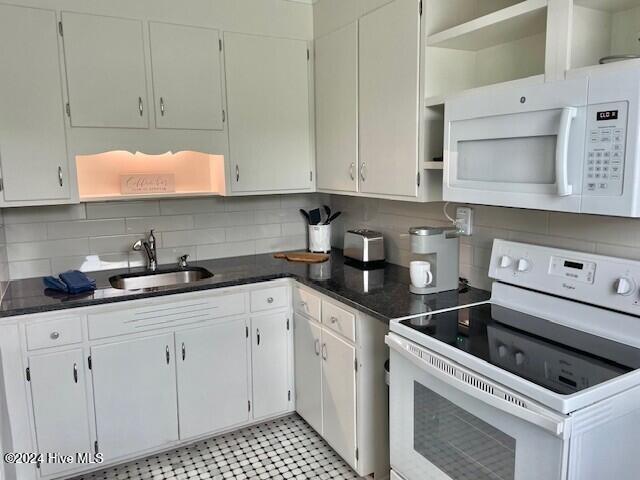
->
597;110;619;121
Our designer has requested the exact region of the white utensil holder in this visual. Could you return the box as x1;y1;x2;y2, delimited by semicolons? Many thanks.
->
309;224;331;253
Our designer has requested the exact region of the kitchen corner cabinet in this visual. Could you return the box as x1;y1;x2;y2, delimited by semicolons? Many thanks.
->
149;22;225;131
224;32;314;194
28;349;93;477
61;12;149;129
175;321;250;440
293;287;390;478
315;22;359;193
0;5;72;205
358;0;421;197
91;334;179;461
251;312;292;419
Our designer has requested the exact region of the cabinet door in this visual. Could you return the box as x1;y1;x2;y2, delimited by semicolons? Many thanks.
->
322;328;357;470
149;22;224;130
315;22;358;193
293;314;323;434
61;12;148;128
28;349;93;477
175;321;249;440
0;5;70;203
359;0;421;197
224;32;312;193
91;334;178;460
251;313;290;419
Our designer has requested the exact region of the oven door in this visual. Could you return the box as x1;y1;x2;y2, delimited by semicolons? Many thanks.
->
444;78;588;213
387;334;570;480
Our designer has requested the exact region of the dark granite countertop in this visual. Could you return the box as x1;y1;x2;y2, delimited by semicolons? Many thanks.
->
0;249;490;323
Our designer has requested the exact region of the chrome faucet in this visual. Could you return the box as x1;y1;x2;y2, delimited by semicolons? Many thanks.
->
133;229;158;272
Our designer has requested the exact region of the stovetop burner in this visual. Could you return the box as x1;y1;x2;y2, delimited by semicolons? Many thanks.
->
400;303;639;395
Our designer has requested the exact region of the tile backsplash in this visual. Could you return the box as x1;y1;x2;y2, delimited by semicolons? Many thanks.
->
2;194;323;280
329;195;640;291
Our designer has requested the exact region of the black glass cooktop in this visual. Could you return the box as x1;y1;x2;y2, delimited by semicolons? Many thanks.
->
400;303;640;395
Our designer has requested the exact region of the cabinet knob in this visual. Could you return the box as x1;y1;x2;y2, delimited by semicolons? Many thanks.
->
267;297;274;304
50;331;60;340
330;316;338;324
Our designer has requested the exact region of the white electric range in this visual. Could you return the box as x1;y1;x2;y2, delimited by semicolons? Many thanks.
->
387;239;640;480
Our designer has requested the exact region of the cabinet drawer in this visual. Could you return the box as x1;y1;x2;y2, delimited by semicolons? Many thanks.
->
88;292;246;339
26;317;82;351
294;287;321;321
250;286;289;312
322;301;355;342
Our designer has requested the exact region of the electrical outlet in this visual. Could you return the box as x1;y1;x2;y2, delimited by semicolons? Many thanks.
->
455;207;473;236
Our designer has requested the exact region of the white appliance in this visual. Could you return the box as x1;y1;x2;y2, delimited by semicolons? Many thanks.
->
444;62;640;217
387;240;640;480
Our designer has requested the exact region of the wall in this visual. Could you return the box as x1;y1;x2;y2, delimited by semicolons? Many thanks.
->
329;195;640;291
0;213;8;299
2;195;322;280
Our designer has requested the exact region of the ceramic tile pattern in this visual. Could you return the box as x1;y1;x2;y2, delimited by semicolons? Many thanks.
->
2;195;325;280
328;196;640;291
74;415;361;480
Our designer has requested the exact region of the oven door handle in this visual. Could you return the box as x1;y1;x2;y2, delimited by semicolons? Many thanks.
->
555;107;577;197
386;334;569;438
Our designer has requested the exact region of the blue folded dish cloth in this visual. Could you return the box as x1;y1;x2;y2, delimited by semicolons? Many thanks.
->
43;270;96;294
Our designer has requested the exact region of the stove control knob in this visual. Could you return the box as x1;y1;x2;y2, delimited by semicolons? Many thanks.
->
615;277;635;296
517;258;531;272
498;345;508;358
499;255;513;268
515;351;526;366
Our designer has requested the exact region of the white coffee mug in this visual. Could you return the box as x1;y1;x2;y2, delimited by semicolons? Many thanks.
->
410;261;433;289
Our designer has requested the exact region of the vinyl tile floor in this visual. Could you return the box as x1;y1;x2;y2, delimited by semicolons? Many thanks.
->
75;415;362;480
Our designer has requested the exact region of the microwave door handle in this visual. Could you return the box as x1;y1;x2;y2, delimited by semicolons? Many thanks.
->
555;107;577;197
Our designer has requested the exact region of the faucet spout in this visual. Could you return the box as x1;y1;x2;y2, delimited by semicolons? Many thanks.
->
132;230;158;271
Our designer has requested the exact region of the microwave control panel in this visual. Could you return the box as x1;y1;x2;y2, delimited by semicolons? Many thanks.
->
583;101;628;196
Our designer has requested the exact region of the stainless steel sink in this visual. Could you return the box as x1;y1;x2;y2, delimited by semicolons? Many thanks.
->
109;267;214;290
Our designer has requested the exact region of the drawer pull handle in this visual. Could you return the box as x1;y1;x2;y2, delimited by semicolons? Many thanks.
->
257;329;261;346
166;345;170;365
267;297;274;304
314;339;320;356
330;316;338;324
73;363;78;383
50;331;60;340
181;342;186;361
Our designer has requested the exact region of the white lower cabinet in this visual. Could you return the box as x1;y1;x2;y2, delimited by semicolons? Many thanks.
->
293;290;390;478
175;321;250;439
28;349;93;477
251;313;292;419
91;333;179;461
293;314;323;434
321;328;357;467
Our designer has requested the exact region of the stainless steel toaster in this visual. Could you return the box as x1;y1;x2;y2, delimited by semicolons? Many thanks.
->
343;229;385;263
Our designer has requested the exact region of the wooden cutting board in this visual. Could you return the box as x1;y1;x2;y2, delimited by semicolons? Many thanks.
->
273;252;329;263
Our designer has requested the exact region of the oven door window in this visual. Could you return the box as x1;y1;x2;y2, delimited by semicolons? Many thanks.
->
414;382;516;480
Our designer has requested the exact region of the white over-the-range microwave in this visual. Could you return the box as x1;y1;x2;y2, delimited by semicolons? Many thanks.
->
444;62;640;217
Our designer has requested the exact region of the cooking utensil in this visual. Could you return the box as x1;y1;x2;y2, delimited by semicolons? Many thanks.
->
299;209;311;224
325;211;341;224
273;252;329;263
308;208;322;225
323;205;331;224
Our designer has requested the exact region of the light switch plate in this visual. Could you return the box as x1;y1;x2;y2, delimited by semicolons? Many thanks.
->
456;207;473;236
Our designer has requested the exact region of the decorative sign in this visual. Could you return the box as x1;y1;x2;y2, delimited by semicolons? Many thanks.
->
120;174;176;195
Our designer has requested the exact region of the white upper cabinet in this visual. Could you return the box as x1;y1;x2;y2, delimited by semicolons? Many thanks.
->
315;22;359;193
61;12;149;129
224;32;313;193
149;22;224;130
359;0;421;197
0;5;71;204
